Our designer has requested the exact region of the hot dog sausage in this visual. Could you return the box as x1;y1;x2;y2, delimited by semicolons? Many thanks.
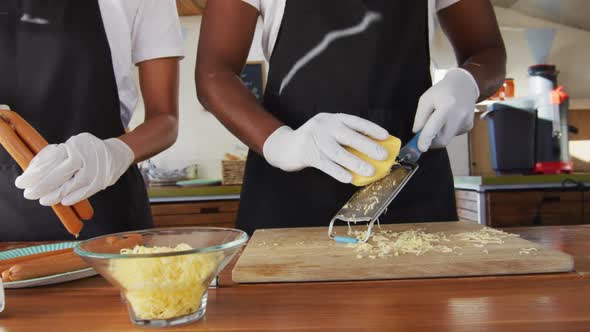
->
0;110;94;220
0;118;83;237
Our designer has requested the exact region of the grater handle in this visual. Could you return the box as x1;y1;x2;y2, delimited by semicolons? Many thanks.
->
333;236;358;244
399;132;422;163
328;217;359;243
328;217;376;244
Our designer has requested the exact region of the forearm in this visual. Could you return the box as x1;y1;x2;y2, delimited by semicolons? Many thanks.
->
438;0;506;103
195;0;279;155
196;69;282;155
119;112;178;163
460;47;506;102
120;57;180;163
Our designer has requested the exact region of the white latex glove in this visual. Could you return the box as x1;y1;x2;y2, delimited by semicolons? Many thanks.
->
412;68;480;152
263;113;390;184
15;133;135;206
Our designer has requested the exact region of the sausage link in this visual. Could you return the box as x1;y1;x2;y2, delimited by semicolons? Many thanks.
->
0;118;83;237
0;110;94;220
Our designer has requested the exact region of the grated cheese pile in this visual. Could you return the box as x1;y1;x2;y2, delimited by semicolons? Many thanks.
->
349;228;453;258
519;247;538;255
349;227;523;259
110;244;222;320
451;228;518;246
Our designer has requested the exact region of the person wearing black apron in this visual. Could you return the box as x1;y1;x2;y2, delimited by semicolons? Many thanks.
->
196;0;506;234
0;0;183;241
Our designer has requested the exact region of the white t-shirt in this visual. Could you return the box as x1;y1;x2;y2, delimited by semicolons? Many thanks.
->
98;0;184;127
241;0;462;61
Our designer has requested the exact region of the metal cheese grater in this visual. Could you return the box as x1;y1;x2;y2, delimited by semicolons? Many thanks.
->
328;133;422;244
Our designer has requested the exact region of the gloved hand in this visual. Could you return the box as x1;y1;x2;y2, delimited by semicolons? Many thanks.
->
15;133;135;206
412;68;480;152
263;113;389;183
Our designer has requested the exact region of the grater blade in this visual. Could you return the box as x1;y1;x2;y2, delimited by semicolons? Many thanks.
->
328;132;422;244
328;160;419;244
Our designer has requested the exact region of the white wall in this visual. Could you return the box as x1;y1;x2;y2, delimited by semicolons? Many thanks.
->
128;16;265;179
132;8;589;178
432;6;590;99
434;6;590;176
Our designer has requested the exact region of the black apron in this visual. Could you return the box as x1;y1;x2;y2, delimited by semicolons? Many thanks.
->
0;0;153;241
237;0;457;234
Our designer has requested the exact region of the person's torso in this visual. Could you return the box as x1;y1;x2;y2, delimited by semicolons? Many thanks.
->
0;0;152;240
237;0;458;234
241;0;462;62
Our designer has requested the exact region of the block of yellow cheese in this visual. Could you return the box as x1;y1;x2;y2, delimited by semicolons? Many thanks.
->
346;135;402;187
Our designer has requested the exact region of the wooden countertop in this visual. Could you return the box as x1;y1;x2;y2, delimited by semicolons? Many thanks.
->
570;98;590;111
1;225;589;331
148;185;241;203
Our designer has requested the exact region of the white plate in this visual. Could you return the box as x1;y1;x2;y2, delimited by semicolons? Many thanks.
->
0;242;97;289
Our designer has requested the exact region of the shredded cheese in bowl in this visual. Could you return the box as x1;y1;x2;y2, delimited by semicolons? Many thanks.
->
109;244;222;320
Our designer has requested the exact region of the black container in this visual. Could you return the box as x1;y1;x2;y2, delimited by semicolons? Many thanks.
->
528;64;558;87
484;103;537;174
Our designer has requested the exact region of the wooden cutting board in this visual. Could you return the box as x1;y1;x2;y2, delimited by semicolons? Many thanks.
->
232;222;574;283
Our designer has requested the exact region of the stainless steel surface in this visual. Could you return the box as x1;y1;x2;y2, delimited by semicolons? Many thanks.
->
0;277;4;313
328;160;419;243
454;182;590;192
329;133;422;243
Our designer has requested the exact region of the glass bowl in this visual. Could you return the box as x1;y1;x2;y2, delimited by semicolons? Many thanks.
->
74;227;248;327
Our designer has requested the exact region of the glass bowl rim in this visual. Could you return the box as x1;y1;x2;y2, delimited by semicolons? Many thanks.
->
74;226;249;260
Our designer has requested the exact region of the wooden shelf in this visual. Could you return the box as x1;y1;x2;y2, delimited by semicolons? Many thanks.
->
151;200;239;229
